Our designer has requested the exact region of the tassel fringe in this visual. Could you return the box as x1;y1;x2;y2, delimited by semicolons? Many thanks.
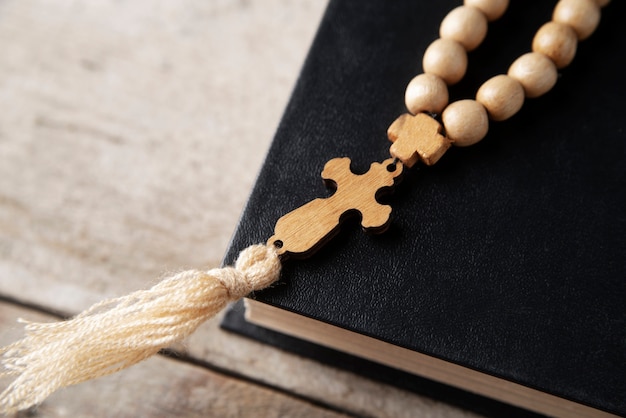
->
0;244;281;413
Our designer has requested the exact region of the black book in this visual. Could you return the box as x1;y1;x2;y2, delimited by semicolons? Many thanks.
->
221;1;626;417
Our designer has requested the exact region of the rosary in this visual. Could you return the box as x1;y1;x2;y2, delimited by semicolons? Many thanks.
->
0;0;610;412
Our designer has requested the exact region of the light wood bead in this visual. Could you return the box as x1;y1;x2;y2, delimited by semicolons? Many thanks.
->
464;0;509;21
553;0;601;40
405;73;449;115
476;75;524;121
439;6;488;51
532;22;578;69
422;38;468;85
442;99;489;147
508;52;558;98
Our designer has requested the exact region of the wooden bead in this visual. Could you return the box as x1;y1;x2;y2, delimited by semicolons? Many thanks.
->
553;0;601;40
594;0;610;7
464;0;509;21
439;6;488;51
442;99;489;147
422;39;468;85
532;22;578;68
476;75;524;121
508;52;558;98
404;74;449;115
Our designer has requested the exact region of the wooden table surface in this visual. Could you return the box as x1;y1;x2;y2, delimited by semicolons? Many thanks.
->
0;1;481;417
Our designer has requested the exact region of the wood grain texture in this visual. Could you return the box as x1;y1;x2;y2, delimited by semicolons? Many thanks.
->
0;1;481;417
268;158;402;258
388;113;449;166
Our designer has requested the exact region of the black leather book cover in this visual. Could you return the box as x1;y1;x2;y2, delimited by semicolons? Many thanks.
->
221;0;626;416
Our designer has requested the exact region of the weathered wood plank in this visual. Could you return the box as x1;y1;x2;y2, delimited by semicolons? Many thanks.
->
0;0;325;307
0;302;348;418
0;1;479;417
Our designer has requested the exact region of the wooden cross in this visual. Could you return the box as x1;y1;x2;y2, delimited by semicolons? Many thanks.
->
268;157;403;259
387;113;449;167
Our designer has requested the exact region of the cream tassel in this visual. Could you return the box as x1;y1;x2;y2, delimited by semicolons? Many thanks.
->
0;244;281;413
